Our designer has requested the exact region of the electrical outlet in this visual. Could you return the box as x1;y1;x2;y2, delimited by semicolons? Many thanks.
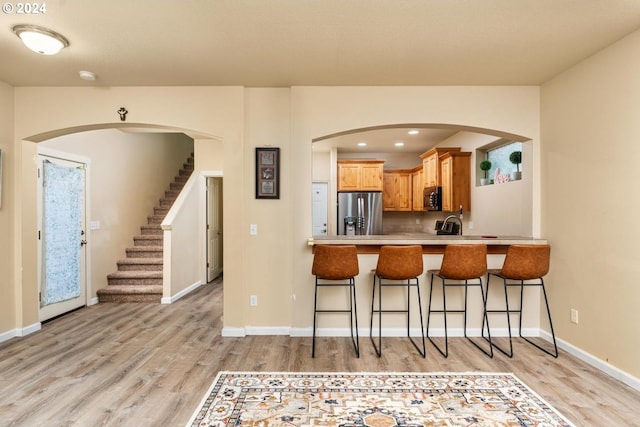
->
250;295;258;306
250;224;258;235
571;308;579;324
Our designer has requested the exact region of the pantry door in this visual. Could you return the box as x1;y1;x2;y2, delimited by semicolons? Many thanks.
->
38;155;87;321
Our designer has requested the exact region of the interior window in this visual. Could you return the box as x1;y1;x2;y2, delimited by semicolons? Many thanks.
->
485;142;522;180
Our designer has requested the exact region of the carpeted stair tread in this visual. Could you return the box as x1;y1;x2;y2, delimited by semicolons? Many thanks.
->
107;270;163;279
117;258;163;271
133;235;163;246
140;225;163;235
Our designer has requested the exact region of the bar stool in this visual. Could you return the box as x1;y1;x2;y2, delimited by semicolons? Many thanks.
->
483;244;558;358
426;244;493;358
370;245;426;358
311;245;360;358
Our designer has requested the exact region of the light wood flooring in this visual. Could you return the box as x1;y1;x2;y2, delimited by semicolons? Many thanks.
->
1;279;638;426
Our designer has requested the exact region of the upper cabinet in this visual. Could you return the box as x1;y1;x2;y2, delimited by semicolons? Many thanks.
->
411;165;424;211
383;169;412;211
440;151;471;212
420;147;461;188
337;160;385;191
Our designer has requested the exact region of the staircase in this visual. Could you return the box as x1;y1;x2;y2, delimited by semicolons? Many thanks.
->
97;154;194;303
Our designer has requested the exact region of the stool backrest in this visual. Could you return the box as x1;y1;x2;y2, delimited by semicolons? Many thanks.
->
440;244;487;280
376;245;423;280
312;245;359;279
500;244;550;280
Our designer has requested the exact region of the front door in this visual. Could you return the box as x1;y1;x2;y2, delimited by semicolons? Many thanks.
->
38;155;87;321
207;177;223;281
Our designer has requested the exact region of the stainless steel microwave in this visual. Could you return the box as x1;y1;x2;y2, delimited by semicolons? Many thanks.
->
423;186;442;211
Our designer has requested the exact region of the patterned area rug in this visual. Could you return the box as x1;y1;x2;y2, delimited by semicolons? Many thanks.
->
187;371;574;427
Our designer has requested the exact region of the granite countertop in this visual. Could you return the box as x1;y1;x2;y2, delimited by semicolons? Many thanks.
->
308;233;547;246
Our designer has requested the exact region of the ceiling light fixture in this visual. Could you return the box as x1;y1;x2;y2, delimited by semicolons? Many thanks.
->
12;24;69;55
395;142;405;147
408;130;419;135
79;70;96;81
357;142;367;147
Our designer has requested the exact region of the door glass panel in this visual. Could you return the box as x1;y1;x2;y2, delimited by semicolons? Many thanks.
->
42;160;85;306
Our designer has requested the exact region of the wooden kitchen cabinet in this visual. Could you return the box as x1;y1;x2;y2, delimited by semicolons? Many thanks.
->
440;151;471;212
420;147;461;188
337;160;385;191
411;165;424;211
383;169;412;211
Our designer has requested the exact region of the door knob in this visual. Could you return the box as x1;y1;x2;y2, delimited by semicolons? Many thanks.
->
80;240;87;246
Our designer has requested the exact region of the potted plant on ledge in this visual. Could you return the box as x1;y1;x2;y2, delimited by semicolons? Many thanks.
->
480;160;492;185
509;150;522;180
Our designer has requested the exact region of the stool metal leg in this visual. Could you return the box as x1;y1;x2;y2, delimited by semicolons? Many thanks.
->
428;275;493;358
348;277;360;357
518;279;558;358
313;277;360;358
483;274;515;357
370;275;426;358
427;273;449;357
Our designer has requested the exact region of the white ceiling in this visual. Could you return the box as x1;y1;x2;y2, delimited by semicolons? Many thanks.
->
2;0;639;152
1;0;640;88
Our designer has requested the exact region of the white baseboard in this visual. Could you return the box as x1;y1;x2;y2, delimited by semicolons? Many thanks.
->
0;322;41;343
88;297;99;306
221;327;246;337
245;326;291;336
290;327;538;338
541;331;640;392
161;280;202;304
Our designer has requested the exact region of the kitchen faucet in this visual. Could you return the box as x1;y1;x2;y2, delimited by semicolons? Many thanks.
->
442;206;463;235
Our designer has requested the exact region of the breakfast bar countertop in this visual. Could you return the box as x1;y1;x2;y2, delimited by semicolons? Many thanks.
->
308;234;547;254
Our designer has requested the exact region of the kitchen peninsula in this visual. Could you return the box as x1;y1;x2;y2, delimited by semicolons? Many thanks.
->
309;234;547;254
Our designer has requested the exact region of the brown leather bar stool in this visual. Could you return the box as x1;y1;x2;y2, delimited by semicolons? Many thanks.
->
311;245;360;358
483;244;558;358
426;244;493;358
370;245;426;358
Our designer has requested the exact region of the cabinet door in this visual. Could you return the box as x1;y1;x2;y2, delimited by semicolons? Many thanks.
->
383;172;396;210
423;154;437;188
383;171;411;211
337;163;361;191
411;169;424;211
440;153;471;212
360;163;384;191
396;172;412;211
441;157;453;212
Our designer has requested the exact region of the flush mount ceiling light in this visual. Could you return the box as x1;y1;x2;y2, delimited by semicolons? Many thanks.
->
394;141;405;147
79;70;96;81
408;130;420;135
12;24;69;55
357;142;367;147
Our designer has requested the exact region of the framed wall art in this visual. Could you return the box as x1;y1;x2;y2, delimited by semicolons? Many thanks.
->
255;147;280;199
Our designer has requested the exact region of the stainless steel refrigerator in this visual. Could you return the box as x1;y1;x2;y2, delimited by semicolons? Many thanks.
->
337;192;383;235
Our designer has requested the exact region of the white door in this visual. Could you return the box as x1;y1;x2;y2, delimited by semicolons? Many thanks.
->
207;177;223;281
312;182;328;236
38;155;87;321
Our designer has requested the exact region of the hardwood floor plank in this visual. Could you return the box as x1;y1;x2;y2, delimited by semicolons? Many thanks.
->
0;279;638;426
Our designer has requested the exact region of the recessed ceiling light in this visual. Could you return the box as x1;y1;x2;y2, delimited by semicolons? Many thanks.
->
357;142;367;147
395;141;405;147
408;130;419;135
79;70;97;81
12;24;69;55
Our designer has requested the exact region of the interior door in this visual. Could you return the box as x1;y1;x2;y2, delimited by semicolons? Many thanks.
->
207;177;223;282
38;155;87;321
312;182;328;236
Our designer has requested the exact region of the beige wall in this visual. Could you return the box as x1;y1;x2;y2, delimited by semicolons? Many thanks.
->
541;29;640;378
41;129;194;300
0;81;15;335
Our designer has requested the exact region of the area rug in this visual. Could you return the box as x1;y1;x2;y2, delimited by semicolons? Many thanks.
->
187;371;574;427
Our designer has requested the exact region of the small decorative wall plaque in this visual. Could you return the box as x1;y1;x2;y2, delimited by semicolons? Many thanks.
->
255;147;280;199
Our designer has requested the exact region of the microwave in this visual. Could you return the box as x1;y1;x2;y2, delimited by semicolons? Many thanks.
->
423;186;442;211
